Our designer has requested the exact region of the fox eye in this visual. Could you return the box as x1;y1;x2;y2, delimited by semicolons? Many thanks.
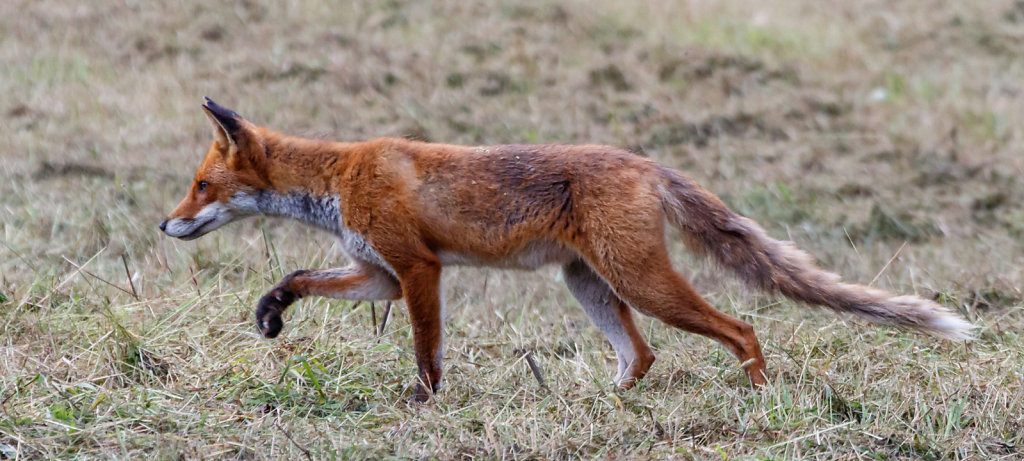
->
197;181;209;193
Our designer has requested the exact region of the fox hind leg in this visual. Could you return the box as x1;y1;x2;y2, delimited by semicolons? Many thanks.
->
599;256;769;387
578;219;769;388
563;259;655;389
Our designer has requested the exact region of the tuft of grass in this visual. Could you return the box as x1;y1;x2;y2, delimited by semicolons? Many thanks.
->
852;203;941;244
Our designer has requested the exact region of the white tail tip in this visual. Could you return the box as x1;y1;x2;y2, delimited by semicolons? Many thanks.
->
926;313;977;341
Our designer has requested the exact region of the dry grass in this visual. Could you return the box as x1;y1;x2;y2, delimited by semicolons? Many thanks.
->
2;0;1023;459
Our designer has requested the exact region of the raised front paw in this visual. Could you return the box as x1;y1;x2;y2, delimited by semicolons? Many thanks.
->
255;288;295;338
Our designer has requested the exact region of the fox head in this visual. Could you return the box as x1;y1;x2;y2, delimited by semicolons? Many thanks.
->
160;98;270;240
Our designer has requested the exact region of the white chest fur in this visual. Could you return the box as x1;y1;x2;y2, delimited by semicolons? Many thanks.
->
239;190;397;275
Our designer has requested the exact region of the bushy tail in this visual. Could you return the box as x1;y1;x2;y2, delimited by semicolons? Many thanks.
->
658;169;974;340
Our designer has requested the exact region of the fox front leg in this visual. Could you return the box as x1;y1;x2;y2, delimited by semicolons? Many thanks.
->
392;258;444;403
255;270;307;338
255;264;401;338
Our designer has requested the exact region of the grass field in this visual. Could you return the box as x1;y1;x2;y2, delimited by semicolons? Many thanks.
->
2;0;1024;458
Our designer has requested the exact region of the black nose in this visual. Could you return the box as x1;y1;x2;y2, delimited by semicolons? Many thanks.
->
159;220;168;232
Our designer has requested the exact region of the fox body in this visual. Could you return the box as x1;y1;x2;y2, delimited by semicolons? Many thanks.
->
163;98;973;401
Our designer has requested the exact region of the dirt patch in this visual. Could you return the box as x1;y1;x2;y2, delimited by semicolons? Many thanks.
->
246;62;328;83
6;104;30;118
200;25;225;42
658;52;799;86
589;64;631;92
647;112;789;148
849;204;940;243
33;161;114;181
129;35;200;63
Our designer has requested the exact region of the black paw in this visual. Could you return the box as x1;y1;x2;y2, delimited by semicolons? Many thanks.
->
412;383;432;403
255;288;295;338
411;377;442;403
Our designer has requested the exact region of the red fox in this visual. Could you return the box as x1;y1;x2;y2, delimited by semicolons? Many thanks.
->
162;98;974;401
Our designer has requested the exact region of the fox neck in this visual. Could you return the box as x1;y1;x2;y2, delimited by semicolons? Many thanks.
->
239;134;360;235
244;190;343;234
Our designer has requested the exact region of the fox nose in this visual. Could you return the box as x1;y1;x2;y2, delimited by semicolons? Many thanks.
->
159;220;168;232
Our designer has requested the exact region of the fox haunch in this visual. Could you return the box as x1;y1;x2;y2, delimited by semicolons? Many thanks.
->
163;98;974;401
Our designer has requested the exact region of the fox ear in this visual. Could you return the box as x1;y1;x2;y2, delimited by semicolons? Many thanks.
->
201;97;245;150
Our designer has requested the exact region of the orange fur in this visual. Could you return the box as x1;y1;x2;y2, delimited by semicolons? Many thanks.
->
163;99;974;401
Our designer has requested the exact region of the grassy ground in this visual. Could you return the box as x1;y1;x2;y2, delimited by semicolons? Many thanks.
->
2;0;1023;458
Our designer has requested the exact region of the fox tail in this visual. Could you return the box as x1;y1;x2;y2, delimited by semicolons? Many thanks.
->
658;168;975;341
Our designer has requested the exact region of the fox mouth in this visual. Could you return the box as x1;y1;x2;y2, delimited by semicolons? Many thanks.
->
175;217;216;240
163;202;233;240
164;216;217;240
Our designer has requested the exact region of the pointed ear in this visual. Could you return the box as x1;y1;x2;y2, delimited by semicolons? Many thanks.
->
201;97;246;150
